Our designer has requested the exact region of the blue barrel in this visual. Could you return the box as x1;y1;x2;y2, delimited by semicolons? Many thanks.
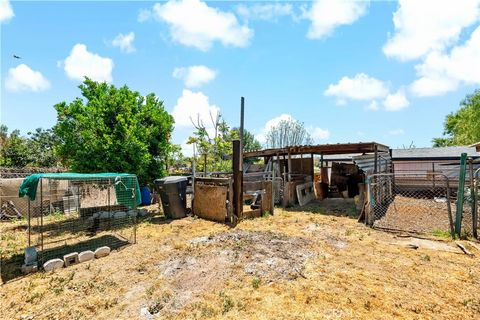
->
140;186;152;206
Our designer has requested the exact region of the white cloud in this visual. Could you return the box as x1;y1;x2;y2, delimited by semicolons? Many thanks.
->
388;129;405;136
326;73;410;111
410;26;480;96
152;0;253;51
5;64;50;92
171;89;220;130
309;126;331;141
383;0;480;61
255;113;292;144
255;114;329;145
324;73;389;101
172;65;217;88
62;44;114;82
138;9;152;22
0;0;14;23
112;32;136;53
383;88;409;111
236;3;293;21
305;0;369;39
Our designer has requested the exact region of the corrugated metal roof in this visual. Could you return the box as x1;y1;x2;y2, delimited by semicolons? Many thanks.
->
392;146;479;159
353;154;392;174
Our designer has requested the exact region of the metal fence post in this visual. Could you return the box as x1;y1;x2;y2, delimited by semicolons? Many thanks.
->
455;153;467;237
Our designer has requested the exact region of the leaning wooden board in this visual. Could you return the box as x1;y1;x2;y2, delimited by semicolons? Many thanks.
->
193;184;228;222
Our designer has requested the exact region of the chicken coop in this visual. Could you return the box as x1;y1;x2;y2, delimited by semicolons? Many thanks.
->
18;173;141;265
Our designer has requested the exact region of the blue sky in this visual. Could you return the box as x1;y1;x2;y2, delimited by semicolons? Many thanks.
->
2;0;480;155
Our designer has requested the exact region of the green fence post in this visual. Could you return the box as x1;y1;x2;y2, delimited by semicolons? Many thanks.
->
455;153;467;237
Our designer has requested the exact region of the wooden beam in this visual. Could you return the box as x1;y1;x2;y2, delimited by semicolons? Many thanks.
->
232;140;243;223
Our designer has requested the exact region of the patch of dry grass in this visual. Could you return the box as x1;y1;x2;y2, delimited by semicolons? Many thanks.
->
1;209;479;319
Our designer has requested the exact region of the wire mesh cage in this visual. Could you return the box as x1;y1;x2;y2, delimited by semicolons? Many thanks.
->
24;174;140;266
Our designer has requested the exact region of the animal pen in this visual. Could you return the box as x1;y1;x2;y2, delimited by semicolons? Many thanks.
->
1;173;140;280
363;157;480;238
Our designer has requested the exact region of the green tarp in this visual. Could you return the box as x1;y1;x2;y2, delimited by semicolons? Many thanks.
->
19;172;142;209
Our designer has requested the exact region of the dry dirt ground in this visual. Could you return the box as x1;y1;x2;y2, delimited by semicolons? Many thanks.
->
1;209;480;319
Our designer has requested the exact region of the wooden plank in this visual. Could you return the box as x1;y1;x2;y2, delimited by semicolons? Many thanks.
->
243;209;261;219
261;181;274;215
193;184;228;222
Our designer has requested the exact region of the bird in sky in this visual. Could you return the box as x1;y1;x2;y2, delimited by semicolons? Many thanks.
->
13;54;21;59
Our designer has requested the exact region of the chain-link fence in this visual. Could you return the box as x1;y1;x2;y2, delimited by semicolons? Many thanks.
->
1;174;140;283
367;170;480;239
367;172;456;236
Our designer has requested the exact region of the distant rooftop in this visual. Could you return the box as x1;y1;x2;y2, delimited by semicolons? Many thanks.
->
321;146;480;162
392;146;479;160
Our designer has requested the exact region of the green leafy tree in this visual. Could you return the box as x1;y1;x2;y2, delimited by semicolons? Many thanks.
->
265;118;313;148
27;128;59;167
54;79;174;184
0;126;60;167
230;128;262;152
0;129;30;167
187;112;232;172
433;89;480;147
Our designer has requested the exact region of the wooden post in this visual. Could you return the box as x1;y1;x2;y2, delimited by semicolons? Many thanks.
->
232;140;243;223
288;151;292;182
455;153;467;236
311;153;314;182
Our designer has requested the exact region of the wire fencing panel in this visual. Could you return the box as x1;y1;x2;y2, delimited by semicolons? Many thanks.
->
1;175;140;282
367;172;454;235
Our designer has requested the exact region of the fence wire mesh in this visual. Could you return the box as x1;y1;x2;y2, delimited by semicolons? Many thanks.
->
368;171;480;238
1;175;140;283
367;172;455;236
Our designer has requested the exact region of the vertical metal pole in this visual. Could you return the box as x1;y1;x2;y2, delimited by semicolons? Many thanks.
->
445;177;455;237
374;145;378;174
203;153;207;176
432;162;435;191
469;158;476;238
27;199;31;247
40;178;44;263
240;97;245;153
455;153;467;236
133;176;137;244
232;140;243;224
473;169;478;239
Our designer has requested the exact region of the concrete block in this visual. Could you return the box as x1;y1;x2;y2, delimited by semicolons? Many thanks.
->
127;209;138;218
63;252;79;267
78;250;95;263
95;246;111;258
24;246;38;265
99;211;111;219
43;258;64;272
114;211;127;219
21;263;38;274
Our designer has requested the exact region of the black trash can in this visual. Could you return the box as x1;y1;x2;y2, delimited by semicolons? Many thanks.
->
154;176;188;219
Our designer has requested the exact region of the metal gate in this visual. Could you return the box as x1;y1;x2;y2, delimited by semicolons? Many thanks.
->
367;172;455;236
